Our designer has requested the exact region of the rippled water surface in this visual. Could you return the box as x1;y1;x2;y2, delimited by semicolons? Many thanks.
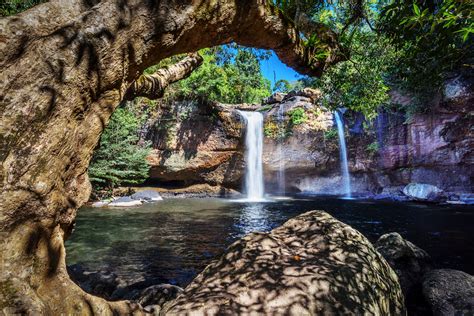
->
66;196;474;287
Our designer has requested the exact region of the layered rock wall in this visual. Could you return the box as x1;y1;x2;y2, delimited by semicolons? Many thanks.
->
145;79;473;195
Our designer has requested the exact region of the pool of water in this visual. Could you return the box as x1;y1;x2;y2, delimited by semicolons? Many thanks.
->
66;196;474;288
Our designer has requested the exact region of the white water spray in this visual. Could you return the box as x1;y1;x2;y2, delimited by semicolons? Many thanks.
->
334;111;352;198
238;111;265;201
277;103;285;194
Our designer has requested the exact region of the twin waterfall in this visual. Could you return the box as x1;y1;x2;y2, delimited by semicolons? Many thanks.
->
238;111;265;201
334;111;352;198
238;109;352;200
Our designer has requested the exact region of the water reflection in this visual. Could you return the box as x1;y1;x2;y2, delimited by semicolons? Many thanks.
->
66;196;474;289
235;203;270;236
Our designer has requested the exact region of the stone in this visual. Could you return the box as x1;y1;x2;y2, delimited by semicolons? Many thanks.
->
67;265;119;299
162;211;405;315
375;233;431;296
423;269;474;316
130;190;163;202
136;284;183;308
108;196;143;207
444;76;471;102
263;92;285;104
91;201;110;208
402;183;445;202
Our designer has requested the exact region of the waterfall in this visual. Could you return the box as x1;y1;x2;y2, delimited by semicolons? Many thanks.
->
277;103;285;194
238;111;265;201
334;111;352;198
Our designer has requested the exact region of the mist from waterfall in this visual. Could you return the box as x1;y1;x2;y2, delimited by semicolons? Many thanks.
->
238;111;265;201
277;103;285;195
334;111;352;198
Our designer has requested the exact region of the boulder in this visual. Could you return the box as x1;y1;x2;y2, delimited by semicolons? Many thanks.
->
131;190;163;202
423;269;474;316
91;200;110;208
263;92;285;104
108;196;142;207
162;211;405;315
67;265;119;299
135;284;183;314
375;232;431;296
402;183;445;202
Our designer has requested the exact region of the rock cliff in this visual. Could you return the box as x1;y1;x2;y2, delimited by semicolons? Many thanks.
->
144;76;473;196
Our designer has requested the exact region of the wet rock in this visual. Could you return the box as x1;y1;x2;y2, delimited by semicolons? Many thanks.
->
375;232;431;296
108;196;143;207
67;265;119;299
162;211;405;315
423;269;474;316
402;183;445;202
136;284;183;311
130;190;163;202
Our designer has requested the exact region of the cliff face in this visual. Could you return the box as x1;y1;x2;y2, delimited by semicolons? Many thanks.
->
144;100;245;189
145;78;473;195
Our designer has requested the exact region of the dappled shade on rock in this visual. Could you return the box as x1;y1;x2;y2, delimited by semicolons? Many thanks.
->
375;232;431;296
162;210;405;315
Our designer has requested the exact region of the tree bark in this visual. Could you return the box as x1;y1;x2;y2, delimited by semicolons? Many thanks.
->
0;0;342;313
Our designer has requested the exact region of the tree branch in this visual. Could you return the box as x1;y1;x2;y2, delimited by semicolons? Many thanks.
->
124;52;203;101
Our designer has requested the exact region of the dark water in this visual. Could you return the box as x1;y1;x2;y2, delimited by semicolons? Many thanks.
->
66;196;474;287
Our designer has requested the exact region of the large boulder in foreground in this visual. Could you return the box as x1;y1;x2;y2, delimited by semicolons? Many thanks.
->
402;183;445;202
423;269;474;316
375;232;431;295
162;211;405;315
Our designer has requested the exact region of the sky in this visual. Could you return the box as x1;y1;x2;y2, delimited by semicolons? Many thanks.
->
260;51;302;88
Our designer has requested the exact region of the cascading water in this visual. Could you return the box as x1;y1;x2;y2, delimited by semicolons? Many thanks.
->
238;111;265;201
277;103;285;194
334;111;352;198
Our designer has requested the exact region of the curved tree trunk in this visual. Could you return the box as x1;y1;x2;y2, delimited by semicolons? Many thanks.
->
0;0;341;313
124;53;203;100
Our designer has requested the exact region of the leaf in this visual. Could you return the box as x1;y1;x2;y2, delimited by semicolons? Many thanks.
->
413;3;420;16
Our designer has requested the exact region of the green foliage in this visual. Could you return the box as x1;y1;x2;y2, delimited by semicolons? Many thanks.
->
379;0;473;109
0;0;45;16
89;106;151;189
288;107;308;125
273;79;292;93
366;141;379;156
163;45;272;104
324;128;338;140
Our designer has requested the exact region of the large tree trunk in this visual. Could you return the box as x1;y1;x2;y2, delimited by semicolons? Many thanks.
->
0;0;341;313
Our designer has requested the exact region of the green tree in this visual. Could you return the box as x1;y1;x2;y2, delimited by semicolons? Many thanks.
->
88;106;151;189
164;45;272;104
0;0;45;16
379;0;473;110
273;79;292;93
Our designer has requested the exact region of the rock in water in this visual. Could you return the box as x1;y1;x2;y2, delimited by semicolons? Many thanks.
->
423;269;474;315
162;211;405;315
402;183;445;202
375;232;431;296
136;284;183;314
131;190;163;202
108;196;142;207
